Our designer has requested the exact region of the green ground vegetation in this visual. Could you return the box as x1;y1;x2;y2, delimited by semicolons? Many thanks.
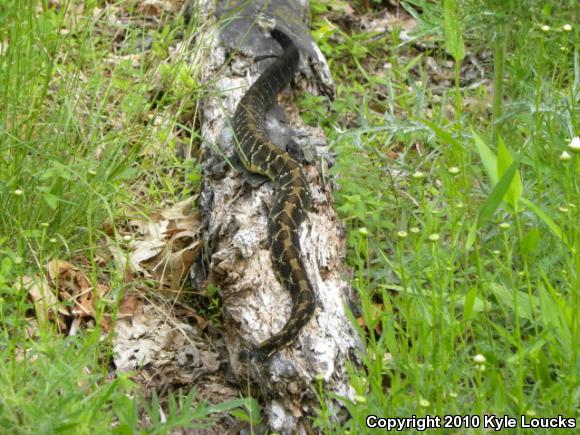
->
0;0;578;433
309;0;579;432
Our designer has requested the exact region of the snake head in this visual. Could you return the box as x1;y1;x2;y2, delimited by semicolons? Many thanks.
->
257;14;276;34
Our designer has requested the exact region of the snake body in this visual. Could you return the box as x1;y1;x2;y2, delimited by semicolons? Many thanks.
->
233;29;315;360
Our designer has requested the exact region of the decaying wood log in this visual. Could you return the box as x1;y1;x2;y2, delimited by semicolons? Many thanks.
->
193;0;363;431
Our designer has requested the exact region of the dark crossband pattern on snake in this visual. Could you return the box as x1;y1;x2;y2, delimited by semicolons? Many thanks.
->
233;28;315;361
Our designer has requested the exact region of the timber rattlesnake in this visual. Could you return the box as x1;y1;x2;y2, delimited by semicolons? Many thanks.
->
233;28;315;361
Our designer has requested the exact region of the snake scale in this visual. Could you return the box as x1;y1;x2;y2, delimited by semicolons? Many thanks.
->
233;28;315;361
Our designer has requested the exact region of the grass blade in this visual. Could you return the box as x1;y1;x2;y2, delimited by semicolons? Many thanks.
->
472;130;498;186
479;160;520;223
519;198;566;245
496;136;522;211
443;0;465;62
466;160;520;250
416;117;464;152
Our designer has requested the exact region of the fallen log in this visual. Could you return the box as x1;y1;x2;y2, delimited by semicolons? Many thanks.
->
193;0;363;431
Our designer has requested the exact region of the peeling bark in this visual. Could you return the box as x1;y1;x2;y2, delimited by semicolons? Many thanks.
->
193;0;363;431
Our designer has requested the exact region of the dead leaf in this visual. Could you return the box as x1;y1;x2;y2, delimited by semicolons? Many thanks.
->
22;275;68;330
119;294;143;317
357;303;384;334
47;260;108;318
138;0;179;16
149;235;202;289
112;198;202;290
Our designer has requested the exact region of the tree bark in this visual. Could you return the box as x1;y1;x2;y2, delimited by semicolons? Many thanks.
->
193;0;363;431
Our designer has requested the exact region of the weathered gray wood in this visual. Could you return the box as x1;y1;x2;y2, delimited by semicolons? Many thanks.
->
193;0;363;432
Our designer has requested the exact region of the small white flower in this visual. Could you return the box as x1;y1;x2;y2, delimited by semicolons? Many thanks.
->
499;222;511;230
49;238;57;243
541;25;550;32
449;391;458;398
412;171;426;179
122;235;132;242
559;206;569;213
568;136;580;153
526;409;537;417
382;353;393;365
428;233;440;242
473;354;486;364
477;364;486;372
563;24;572;32
358;227;368;236
410;227;420;234
397;230;408;239
492;250;501;255
14;189;23;196
559;151;572;161
40;222;49;228
448;166;460;175
419;398;430;407
354;395;367;404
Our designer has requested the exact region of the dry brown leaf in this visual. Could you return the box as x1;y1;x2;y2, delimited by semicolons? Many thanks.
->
130;239;166;271
160;197;197;221
0;38;8;56
119;294;143;317
100;314;113;333
74;283;108;318
112;198;201;289
149;233;202;289
175;307;209;330
47;260;108;318
139;0;180;16
22;275;68;330
357;303;384;334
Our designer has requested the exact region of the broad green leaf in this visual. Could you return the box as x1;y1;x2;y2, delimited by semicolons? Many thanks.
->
497;136;522;210
472;130;498;186
402;53;425;73
520;227;540;255
443;0;465;62
490;282;539;321
416;118;463;152
465;221;478;250
39;161;75;181
520;198;566;245
465;160;520;250
43;192;59;210
479;160;520;223
538;285;562;333
463;287;481;320
540;272;572;348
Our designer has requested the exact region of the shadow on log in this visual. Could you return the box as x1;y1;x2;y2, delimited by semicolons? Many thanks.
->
192;0;363;432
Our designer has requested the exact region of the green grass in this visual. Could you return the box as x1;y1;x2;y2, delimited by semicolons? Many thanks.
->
0;1;245;432
1;0;578;433
307;0;579;432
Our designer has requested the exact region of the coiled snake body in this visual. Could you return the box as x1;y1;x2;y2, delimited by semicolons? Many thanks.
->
233;29;315;360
